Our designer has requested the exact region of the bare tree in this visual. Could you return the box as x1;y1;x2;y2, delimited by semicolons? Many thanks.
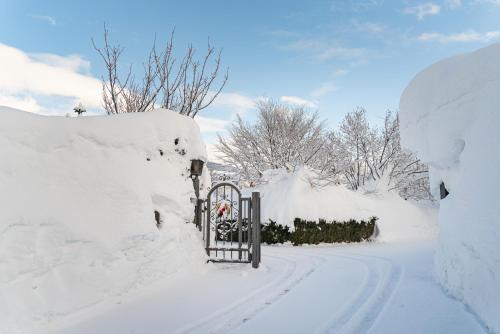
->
92;24;129;115
92;24;228;117
172;42;228;117
337;107;371;190
302;129;346;187
388;151;431;200
333;108;431;200
217;102;432;200
217;100;327;182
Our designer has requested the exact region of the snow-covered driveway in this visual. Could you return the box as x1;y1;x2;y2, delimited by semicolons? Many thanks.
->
51;242;486;334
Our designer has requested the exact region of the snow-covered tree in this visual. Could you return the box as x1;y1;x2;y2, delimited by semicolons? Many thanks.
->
336;107;371;190
217;102;432;200
73;103;86;116
332;108;431;200
216;100;328;181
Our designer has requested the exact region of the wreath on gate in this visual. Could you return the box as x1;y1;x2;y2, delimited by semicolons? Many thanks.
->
215;200;235;238
216;200;231;218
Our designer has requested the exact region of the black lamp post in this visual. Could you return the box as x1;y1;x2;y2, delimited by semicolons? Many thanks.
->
190;159;205;232
190;159;205;199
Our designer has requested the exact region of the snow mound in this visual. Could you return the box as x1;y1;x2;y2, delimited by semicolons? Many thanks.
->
253;168;437;243
400;43;500;332
0;107;208;334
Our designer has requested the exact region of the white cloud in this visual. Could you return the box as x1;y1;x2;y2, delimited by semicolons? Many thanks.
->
199;93;255;160
283;38;375;62
418;30;500;43
30;53;91;74
311;82;338;99
285;39;322;52
30;15;56;26
0;43;254;129
210;92;255;116
331;0;383;12
266;29;300;38
475;0;500;4
333;69;349;76
205;141;224;163
318;47;369;61
404;3;441;20
195;116;229;133
447;0;462;8
0;93;42;113
283;38;371;63
352;20;386;34
0;43;101;111
280;96;318;108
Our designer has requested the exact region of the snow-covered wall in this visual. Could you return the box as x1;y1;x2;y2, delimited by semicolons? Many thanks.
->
253;168;437;243
0;107;208;333
400;43;500;333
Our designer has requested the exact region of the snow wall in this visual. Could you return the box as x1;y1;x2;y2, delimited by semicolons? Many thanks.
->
253;168;437;243
0;107;208;334
400;43;500;332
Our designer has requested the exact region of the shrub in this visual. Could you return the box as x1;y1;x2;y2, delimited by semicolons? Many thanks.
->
261;220;291;244
260;217;377;245
291;217;377;245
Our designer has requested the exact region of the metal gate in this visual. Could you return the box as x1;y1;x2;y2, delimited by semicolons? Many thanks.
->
195;182;261;268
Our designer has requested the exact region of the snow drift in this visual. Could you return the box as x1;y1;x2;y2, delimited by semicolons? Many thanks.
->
400;43;500;332
0;107;208;334
253;168;437;243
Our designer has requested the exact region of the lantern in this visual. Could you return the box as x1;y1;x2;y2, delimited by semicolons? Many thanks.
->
190;159;205;177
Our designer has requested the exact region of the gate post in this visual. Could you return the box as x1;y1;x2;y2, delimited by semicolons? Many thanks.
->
205;199;210;256
251;192;261;269
238;198;243;261
196;199;203;232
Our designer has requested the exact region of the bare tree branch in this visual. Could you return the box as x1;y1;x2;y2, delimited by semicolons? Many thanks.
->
93;24;228;117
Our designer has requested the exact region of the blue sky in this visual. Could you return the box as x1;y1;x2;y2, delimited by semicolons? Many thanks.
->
1;0;500;157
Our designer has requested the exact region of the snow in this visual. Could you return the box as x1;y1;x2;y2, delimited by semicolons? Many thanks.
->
252;168;438;242
48;242;486;334
0;94;484;333
0;107;209;334
400;42;500;333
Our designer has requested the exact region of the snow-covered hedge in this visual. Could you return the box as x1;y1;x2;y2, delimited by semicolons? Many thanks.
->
0;107;208;333
261;217;376;245
400;43;500;333
252;168;437;243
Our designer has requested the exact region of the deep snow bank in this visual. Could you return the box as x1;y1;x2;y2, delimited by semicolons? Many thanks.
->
0;107;208;334
253;168;437;243
400;43;500;332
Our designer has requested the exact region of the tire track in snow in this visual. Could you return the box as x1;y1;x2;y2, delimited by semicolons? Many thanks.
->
312;251;402;334
199;248;401;334
175;251;327;334
212;251;329;334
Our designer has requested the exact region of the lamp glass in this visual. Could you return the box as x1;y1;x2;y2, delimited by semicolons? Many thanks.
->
190;159;204;177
